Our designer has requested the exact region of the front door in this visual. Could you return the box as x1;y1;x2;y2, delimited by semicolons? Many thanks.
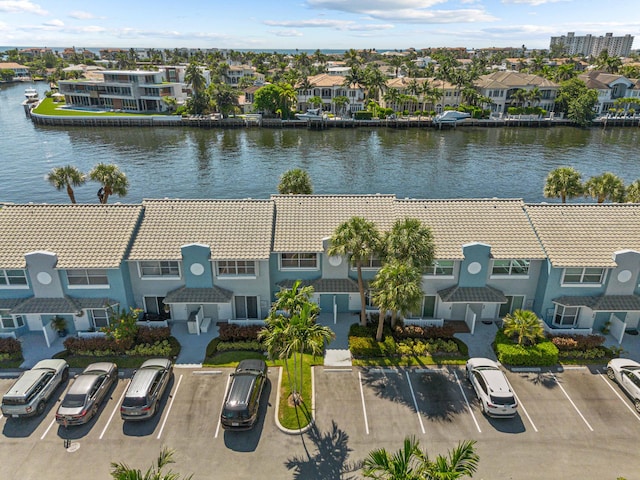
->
499;295;524;317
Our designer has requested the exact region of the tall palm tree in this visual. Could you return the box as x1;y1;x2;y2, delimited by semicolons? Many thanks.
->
332;95;350;117
327;217;382;327
278;168;313;195
503;309;544;346
383;88;401;111
89;163;129;204
584;172;625;203
383;217;435;273
185;61;206;96
543;166;583;203
47;165;85;204
110;446;193;480
370;260;423;339
363;437;479;480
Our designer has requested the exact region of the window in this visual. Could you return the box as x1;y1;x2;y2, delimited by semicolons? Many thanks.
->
280;253;318;270
553;305;579;326
424;260;455;276
0;269;28;286
91;309;109;329
0;313;24;329
499;295;525;317
217;260;256;276
351;255;382;270
235;296;258;319
562;267;605;285
66;269;109;286
139;261;180;277
492;259;530;276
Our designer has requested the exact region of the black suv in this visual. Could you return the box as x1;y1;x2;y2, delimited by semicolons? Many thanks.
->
221;359;267;430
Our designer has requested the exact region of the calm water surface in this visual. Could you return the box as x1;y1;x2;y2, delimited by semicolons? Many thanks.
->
1;82;639;204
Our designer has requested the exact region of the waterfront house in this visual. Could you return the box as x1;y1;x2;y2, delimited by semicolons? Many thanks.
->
525;204;640;343
296;74;366;114
474;71;559;114
383;77;457;113
0;62;30;80
126;200;274;329
58;70;185;112
223;65;264;87
578;71;636;115
0;205;143;345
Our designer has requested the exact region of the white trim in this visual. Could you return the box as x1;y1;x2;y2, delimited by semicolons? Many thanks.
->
137;260;182;279
278;253;319;271
214;259;258;278
561;267;607;286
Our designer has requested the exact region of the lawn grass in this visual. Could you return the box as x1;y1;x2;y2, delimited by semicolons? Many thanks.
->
32;97;168;117
352;355;467;367
0;357;24;369
203;350;266;367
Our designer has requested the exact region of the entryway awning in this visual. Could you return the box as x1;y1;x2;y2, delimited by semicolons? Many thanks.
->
163;286;233;304
553;295;640;311
8;296;118;314
437;285;507;303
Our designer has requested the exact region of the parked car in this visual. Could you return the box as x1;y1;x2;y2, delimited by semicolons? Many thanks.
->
1;359;69;418
466;357;518;418
56;362;118;426
221;359;268;430
607;358;640;412
120;358;172;421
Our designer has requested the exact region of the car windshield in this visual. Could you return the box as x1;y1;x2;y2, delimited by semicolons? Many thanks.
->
490;394;515;406
62;393;87;408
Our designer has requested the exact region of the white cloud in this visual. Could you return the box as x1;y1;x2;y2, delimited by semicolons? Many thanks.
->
264;18;394;31
502;0;569;5
271;29;304;37
0;0;47;15
364;9;497;23
43;18;63;27
307;0;448;11
69;10;96;20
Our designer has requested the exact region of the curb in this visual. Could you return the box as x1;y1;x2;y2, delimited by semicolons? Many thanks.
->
273;366;315;435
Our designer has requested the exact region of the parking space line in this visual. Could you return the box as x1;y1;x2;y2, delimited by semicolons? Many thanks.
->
40;417;57;440
99;379;130;440
511;390;538;432
452;370;481;433
156;373;183;440
405;371;425;435
551;374;593;432
215;373;232;439
358;371;370;435
598;371;640;423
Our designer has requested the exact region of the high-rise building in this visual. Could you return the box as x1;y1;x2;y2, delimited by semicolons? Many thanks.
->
549;32;634;57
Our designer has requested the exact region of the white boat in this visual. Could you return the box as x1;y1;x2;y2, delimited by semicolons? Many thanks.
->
24;88;39;102
295;108;326;120
434;110;471;124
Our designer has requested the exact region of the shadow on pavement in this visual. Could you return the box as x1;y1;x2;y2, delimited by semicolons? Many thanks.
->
285;421;361;480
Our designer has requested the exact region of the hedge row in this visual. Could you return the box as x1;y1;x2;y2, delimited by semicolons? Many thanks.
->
0;337;21;355
349;335;461;358
549;334;605;351
495;330;558;366
218;324;262;342
393;324;456;340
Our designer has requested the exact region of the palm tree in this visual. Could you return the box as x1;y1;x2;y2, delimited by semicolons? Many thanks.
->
327;217;382;327
47;165;85;204
370;260;423;339
383;217;435;273
543;166;583;203
625;180;640;203
89;163;129;204
510;88;528;109
383;88;401;112
278;168;313;194
503;309;544;346
584;172;625;203
184;61;206;95
110;446;193;480
363;437;479;480
332;95;350;117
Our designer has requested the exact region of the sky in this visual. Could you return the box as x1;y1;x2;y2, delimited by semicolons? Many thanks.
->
0;0;638;51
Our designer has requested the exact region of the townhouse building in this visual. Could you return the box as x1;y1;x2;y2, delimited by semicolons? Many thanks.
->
58;70;185;112
296;73;366;114
474;71;559;114
2;197;640;347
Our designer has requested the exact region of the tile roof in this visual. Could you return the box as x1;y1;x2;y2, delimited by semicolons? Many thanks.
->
163;286;233;304
438;285;507;303
524;204;640;267
128;200;274;261
271;195;398;252
396;199;546;260
553;295;640;311
9;296;117;314
475;71;559;89
0;204;143;269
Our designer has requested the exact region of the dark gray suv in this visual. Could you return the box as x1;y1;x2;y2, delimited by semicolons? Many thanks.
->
221;359;267;430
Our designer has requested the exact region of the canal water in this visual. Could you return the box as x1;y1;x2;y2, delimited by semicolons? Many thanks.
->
1;81;639;205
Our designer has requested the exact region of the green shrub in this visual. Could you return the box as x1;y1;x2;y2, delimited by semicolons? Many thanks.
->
394;324;456;340
0;337;22;355
135;326;171;344
218;324;262;341
354;111;373;120
349;336;382;357
125;340;172;357
550;334;605;351
380;335;397;355
495;329;558;366
216;340;264;352
206;337;222;357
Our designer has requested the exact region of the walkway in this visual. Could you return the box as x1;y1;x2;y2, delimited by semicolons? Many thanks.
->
317;312;358;367
454;320;498;361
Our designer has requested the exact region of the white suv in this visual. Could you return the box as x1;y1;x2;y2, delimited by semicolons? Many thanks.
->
1;359;69;418
466;357;518;418
607;358;640;413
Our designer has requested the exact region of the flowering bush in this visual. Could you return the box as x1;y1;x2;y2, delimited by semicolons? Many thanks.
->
0;337;22;355
393;324;456;340
549;334;605;351
218;324;262;342
135;326;171;344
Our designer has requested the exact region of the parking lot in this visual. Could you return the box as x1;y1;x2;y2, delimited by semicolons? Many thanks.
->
2;364;640;479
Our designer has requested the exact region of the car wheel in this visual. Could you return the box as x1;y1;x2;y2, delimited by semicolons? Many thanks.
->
36;401;46;416
607;367;616;380
62;368;69;382
635;400;640;414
